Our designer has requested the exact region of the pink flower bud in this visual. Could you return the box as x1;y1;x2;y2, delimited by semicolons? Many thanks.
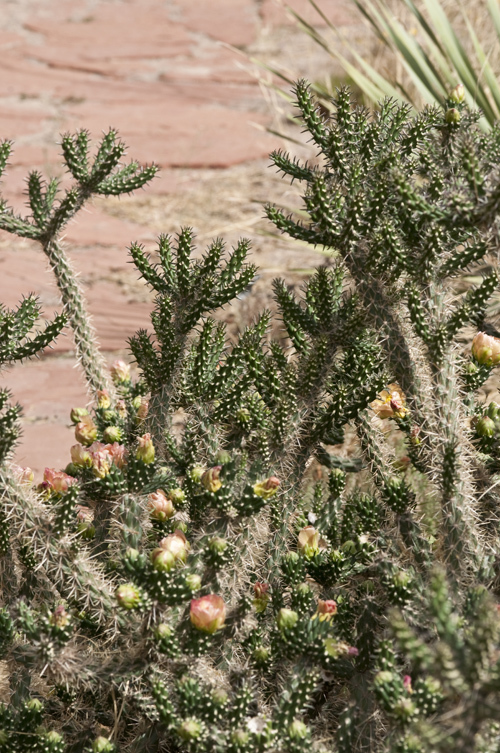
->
50;605;70;628
190;594;226;633
75;415;98;446
159;530;189;562
148;490;175;521
403;675;413;693
110;359;131;384
136;433;155;464
370;383;406;419
315;599;337;621
472;332;500;367
253;582;270;599
43;468;77;494
70;444;92;468
201;466;222;493
89;445;112;478
253;476;280;499
96;390;111;410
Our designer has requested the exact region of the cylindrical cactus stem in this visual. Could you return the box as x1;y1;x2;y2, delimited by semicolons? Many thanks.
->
43;238;113;397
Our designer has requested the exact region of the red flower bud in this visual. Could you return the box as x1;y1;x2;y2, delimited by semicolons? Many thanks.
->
201;466;222;493
253;476;280;499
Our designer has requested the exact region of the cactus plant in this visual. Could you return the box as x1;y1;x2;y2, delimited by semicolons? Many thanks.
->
3;83;500;752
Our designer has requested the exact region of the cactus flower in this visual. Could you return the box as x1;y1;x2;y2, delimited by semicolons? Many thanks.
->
148;490;175;521
110;359;131;384
96;389;111;410
50;605;70;628
43;468;77;494
370;383;406;419
115;583;141;609
136;433;155;464
201;465;222;493
297;525;327;558
315;599;337;621
159;530;189;562
134;397;149;422
445;107;460;124
190;594;226;633
403;675;413;693
74;414;98;446
70;443;92;468
472;332;500;367
177;719;202;741
185;573;202;592
253;476;280;499
115;399;127;418
107;442;127;469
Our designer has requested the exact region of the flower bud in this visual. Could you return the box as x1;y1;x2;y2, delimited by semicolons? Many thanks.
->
154;623;172;640
475;416;496;438
288;720;308;740
136;434;155;464
190;594;226;633
185;573;202;592
50;605;69;628
148;490;175;521
253;582;270;613
103;426;123;443
110;359;131;384
168;487;185;506
403;675;413;693
75;415;98;446
70;443;92;468
394;697;416;720
370;383;406;419
487;401;500;420
151;547;176;572
201;465;222;493
445;107;460;124
472;332;500;367
276;607;298;631
177;719;202;741
134;397;149;423
324;638;355;658
76;507;95;539
12;465;34;485
43;468;77;494
315;599;337;621
159;530;189;562
230;729;249;746
252;646;270;664
211;688;228;706
107;442;127;469
70;407;89;424
45;731;64;745
208;536;228;554
115;399;127;418
449;83;465;104
215;449;231;465
116;583;141;609
92;737;115;753
189;465;205;483
96;390;111;410
253;476;280;499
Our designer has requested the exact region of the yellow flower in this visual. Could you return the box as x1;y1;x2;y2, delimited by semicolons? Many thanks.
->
370;383;406;419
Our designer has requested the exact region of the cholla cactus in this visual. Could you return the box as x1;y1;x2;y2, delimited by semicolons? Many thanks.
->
4;83;500;752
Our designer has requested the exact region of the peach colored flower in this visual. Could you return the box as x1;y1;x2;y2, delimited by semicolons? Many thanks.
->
190;594;226;634
370;383;406;419
472;332;500;367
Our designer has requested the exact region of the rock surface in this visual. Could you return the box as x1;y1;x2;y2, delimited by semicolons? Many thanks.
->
0;0;360;474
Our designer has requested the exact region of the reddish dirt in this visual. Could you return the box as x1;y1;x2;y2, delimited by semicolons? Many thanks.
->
0;0;361;474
